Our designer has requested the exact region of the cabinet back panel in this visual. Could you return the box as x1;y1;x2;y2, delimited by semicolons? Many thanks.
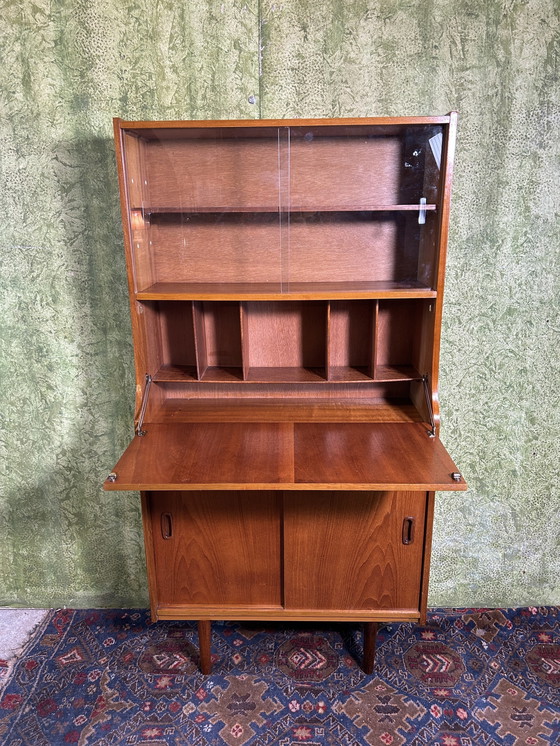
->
201;302;242;367
155;381;411;401
150;214;282;284
147;213;429;286
245;301;326;368
377;301;423;367
144;137;281;209
287;214;414;284
153;396;422;424
328;300;374;368
289;137;401;207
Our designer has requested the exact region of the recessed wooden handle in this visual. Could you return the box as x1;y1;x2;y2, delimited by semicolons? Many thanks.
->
161;513;173;540
402;516;415;545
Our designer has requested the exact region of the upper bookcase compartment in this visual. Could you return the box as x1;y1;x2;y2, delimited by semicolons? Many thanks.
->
114;116;456;298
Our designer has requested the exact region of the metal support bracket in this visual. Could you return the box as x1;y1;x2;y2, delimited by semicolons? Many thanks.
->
422;374;436;438
136;374;152;436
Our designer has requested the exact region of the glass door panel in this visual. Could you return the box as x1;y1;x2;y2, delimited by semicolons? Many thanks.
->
121;126;286;294
284;124;444;292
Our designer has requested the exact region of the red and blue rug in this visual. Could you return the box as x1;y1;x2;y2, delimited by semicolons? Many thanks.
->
0;607;558;745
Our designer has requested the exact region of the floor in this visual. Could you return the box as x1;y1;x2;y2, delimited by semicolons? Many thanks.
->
0;607;558;745
0;608;49;686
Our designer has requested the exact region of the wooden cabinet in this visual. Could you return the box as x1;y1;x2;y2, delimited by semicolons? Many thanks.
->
105;115;466;674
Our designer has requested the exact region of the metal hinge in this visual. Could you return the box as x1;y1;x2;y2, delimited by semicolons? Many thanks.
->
136;374;152;436
422;374;436;438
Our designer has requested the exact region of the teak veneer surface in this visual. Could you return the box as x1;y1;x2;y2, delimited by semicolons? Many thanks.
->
283;491;426;610
157;398;423;423
104;422;466;491
147;491;282;608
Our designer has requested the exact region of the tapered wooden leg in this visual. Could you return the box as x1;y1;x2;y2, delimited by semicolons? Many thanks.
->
198;620;212;675
363;622;378;675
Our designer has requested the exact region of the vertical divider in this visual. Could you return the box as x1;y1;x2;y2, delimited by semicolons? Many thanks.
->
371;300;379;380
240;301;250;381
325;301;332;381
192;301;208;380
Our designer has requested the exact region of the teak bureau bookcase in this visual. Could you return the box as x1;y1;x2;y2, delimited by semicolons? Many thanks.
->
105;114;467;674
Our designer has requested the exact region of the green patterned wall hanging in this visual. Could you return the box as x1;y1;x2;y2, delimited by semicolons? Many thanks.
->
1;0;558;607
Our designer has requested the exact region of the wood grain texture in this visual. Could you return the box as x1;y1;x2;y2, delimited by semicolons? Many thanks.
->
376;300;422;368
105;422;294;489
419;491;436;625
149;214;283;284
144;136;281;209
293;423;466;490
244;301;326;369
141;492;159;622
156;301;197;374
104;422;466;491
157;397;423;423
146;491;282;607
119;116;452;133
327;299;373;375
145;212;423;285
199;301;243;369
284;491;426;611
289;135;403;206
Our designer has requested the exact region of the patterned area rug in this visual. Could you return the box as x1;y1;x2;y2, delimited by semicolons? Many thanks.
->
0;608;558;745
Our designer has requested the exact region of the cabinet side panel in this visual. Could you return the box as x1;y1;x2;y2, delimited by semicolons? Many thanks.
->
147;491;282;607
122;132;147;206
284;491;426;611
419;491;436;624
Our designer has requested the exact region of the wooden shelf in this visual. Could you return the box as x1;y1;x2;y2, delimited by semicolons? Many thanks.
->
133;204;437;214
199;367;244;382
375;365;421;382
137;281;437;301
245;367;326;383
153;364;420;384
153;365;198;382
327;366;372;382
